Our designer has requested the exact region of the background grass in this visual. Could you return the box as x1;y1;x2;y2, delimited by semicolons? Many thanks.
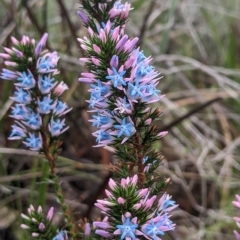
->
0;0;240;239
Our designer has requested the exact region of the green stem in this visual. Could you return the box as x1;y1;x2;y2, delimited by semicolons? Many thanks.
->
51;173;77;240
133;118;145;187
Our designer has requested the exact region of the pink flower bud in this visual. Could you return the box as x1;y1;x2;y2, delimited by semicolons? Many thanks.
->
77;10;88;24
38;222;45;231
38;206;42;214
32;233;39;237
121;178;127;188
79;57;90;63
5;61;17;67
105;189;113;198
21;213;30;220
0;53;10;59
132;175;138;186
29;205;35;213
116;35;128;52
53;81;68;96
95;230;111;238
21;36;30;45
92;57;100;66
157;131;168;137
111;26;120;41
125;56;135;69
97;199;116;206
35;33;48;56
233;201;240;208
11;36;19;45
88;27;94;36
95;203;109;212
84;223;91;236
4;47;13;54
99;29;106;43
145;118;152;125
117;197;125;204
21;224;29;229
110;55;119;68
93;44;101;54
47;207;54;221
125;212;131;218
144;195;157;210
133;203;142;210
12;47;23;58
137;188;148;198
108;178;117;190
124;37;138;52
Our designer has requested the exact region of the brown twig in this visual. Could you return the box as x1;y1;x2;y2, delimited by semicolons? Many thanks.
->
138;0;156;46
158;97;222;132
56;0;81;49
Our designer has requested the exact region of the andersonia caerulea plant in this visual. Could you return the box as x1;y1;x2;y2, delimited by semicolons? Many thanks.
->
77;0;178;239
0;0;178;239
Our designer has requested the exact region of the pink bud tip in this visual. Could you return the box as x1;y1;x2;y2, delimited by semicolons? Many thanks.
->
38;222;45;231
47;207;54;221
117;197;125;204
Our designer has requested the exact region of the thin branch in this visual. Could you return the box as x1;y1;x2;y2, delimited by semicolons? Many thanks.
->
138;0;156;46
56;0;81;49
158;97;222;132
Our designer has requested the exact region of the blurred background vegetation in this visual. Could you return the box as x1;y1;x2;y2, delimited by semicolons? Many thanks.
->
0;0;240;239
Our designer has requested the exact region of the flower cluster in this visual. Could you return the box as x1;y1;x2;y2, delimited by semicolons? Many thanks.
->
78;1;162;148
92;175;177;239
77;2;177;239
233;194;240;239
0;34;71;151
21;205;58;238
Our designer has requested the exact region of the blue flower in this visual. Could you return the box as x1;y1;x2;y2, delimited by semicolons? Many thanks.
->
23;110;42;130
136;64;153;78
1;68;17;80
89;96;98;109
142;156;149;164
115;97;132;114
95;130;111;143
116;217;138;240
160;198;176;211
10;104;28;120
143;220;164;240
142;83;161;102
91;112;111;128
37;57;55;71
158;193;177;213
126;78;145;100
88;96;107;109
52;231;68;240
37;52;59;73
38;75;56;94
114;117;135;138
16;71;35;89
113;1;126;10
37;95;55;114
23;133;42;150
8;124;26;140
106;67;126;88
137;51;146;63
11;87;32;104
48;118;68;136
90;80;109;98
53;100;71;116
